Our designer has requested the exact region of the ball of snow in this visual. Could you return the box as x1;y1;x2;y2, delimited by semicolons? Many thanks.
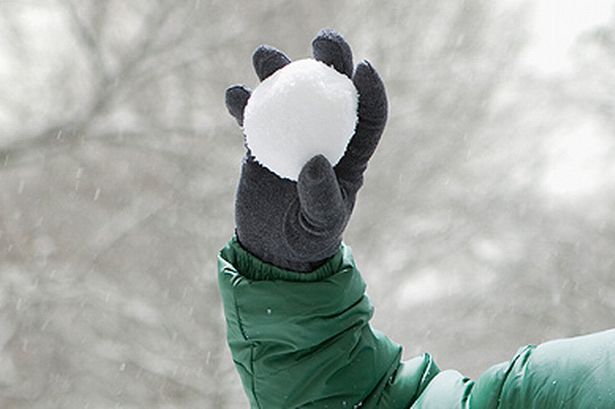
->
243;59;358;181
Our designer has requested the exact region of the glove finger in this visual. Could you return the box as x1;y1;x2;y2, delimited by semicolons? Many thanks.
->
353;60;388;134
296;155;346;233
335;60;388;189
252;45;291;81
225;84;251;126
311;28;353;78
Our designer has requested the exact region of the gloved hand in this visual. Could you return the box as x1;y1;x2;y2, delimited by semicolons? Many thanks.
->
225;29;387;272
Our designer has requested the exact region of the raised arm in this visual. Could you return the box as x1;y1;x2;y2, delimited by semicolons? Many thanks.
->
218;29;615;409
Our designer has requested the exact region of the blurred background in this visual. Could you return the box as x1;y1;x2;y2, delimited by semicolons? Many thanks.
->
1;0;614;407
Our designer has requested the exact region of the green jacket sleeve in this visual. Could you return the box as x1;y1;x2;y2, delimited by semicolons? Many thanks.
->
217;237;615;409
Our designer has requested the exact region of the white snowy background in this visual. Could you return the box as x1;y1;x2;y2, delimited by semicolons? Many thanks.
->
1;1;614;408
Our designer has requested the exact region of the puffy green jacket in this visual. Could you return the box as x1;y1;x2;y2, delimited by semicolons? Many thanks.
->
218;237;615;408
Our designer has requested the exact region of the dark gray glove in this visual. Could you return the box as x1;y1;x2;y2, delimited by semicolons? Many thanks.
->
225;29;387;272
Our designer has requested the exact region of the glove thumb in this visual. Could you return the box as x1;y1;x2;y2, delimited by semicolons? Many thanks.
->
296;155;346;234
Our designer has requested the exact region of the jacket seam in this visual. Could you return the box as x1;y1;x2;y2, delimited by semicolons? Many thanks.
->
368;346;403;406
415;353;433;399
232;289;262;409
495;345;534;409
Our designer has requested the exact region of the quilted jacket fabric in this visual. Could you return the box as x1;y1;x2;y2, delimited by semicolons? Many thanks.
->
218;237;615;408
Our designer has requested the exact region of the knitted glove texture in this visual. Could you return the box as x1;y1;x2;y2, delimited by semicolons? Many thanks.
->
225;29;387;272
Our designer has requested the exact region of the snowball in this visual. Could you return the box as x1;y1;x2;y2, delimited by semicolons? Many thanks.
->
243;59;358;181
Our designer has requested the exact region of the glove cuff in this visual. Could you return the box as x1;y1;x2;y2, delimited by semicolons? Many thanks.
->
236;231;338;273
230;232;344;281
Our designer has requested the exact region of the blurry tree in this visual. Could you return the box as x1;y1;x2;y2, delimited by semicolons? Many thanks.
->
572;17;615;129
1;1;250;407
